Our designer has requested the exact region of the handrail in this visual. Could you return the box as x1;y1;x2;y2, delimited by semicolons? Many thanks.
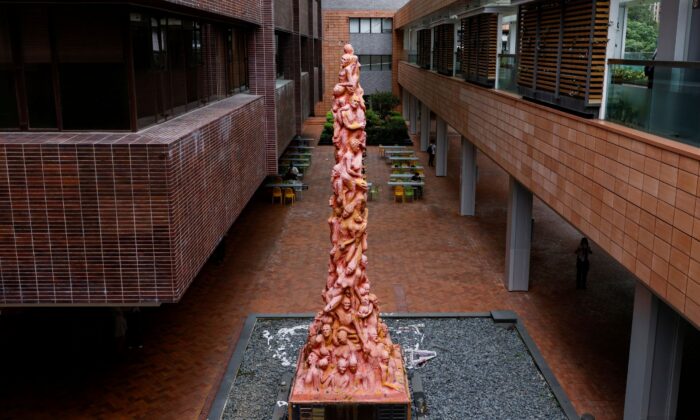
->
608;58;700;69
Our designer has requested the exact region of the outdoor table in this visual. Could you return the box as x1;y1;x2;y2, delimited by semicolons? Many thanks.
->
291;138;313;146
280;157;310;164
389;173;424;179
388;156;419;162
388;180;424;200
283;152;312;159
391;165;423;173
379;144;411;157
384;150;414;158
387;181;425;187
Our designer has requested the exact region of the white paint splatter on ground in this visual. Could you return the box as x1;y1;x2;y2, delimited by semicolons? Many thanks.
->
261;324;308;367
390;323;437;369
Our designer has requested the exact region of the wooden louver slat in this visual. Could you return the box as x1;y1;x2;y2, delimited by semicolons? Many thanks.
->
460;13;497;87
417;29;431;69
433;23;454;76
517;0;610;114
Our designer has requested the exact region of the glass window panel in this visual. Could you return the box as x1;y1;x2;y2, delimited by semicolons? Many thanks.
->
349;18;359;33
25;65;56;128
0;70;19;128
371;55;381;71
60;63;129;130
371;18;381;34
382;55;392;70
382;18;392;33
360;18;370;33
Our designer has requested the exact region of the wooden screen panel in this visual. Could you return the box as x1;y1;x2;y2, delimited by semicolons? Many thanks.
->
460;14;497;87
417;28;431;69
434;23;454;75
516;0;610;112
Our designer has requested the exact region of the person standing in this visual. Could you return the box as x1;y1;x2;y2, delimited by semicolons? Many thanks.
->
427;142;436;167
575;237;592;289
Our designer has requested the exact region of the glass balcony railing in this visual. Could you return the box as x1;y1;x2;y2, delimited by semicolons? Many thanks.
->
605;59;700;147
497;54;518;94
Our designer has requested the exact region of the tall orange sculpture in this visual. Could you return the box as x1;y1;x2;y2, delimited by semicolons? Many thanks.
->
289;45;409;411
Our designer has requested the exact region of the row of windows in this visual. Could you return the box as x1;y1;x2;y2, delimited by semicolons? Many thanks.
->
0;6;249;131
357;55;392;71
349;18;392;34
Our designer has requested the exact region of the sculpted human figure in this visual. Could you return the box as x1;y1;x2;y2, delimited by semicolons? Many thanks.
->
333;330;358;370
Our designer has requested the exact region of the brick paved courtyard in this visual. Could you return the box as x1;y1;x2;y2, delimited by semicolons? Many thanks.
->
0;119;634;419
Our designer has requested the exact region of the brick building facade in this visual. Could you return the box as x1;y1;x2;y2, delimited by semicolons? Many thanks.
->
317;0;408;115
0;1;322;305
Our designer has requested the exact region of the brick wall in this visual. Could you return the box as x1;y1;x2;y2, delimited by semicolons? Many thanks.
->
394;0;456;29
399;62;700;327
161;0;261;24
0;95;266;305
316;10;395;115
274;0;295;32
248;1;279;174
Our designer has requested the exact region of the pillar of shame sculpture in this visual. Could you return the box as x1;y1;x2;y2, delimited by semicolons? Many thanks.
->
289;44;409;410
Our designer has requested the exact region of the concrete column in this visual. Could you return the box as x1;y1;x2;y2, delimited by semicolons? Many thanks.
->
504;177;532;291
460;137;477;216
409;96;418;135
402;89;409;120
436;116;448;177
420;102;430;152
624;283;685;420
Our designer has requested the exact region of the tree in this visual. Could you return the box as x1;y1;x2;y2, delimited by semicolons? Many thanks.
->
624;2;659;56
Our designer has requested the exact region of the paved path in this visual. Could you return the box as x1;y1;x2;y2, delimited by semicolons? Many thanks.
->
0;119;633;419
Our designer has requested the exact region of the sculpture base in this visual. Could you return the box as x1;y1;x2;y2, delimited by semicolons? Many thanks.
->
288;402;411;420
288;346;411;420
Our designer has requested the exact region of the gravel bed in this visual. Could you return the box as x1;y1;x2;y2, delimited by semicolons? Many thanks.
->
221;317;566;420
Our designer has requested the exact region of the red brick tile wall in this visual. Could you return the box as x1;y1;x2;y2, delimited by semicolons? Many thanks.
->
0;95;266;305
399;62;700;327
248;1;279;175
161;0;261;24
394;0;456;29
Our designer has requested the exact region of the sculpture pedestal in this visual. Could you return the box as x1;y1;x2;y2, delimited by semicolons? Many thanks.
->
288;350;411;420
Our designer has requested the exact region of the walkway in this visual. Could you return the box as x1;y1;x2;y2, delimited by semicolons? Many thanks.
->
0;119;634;419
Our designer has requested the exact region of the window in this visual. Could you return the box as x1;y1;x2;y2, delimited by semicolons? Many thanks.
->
382;18;392;33
357;55;392;71
349;18;360;34
349;18;393;34
360;18;371;33
371;18;382;34
0;5;250;132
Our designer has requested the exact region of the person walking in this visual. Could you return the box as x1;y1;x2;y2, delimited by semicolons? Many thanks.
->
575;237;592;289
427;142;436;167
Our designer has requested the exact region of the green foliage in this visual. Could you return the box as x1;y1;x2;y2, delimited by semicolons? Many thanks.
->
624;2;659;56
611;66;648;86
365;91;400;119
319;97;410;146
365;109;381;128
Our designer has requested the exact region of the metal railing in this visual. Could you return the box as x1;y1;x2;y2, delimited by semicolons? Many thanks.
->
605;59;700;147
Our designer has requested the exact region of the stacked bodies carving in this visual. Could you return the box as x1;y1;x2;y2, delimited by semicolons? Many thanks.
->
292;44;406;398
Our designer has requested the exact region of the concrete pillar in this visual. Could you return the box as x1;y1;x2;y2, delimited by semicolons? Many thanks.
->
460;137;477;216
420;102;430;152
504;177;532;291
409;96;418;135
624;282;685;420
436;116;448;177
402;89;409;120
